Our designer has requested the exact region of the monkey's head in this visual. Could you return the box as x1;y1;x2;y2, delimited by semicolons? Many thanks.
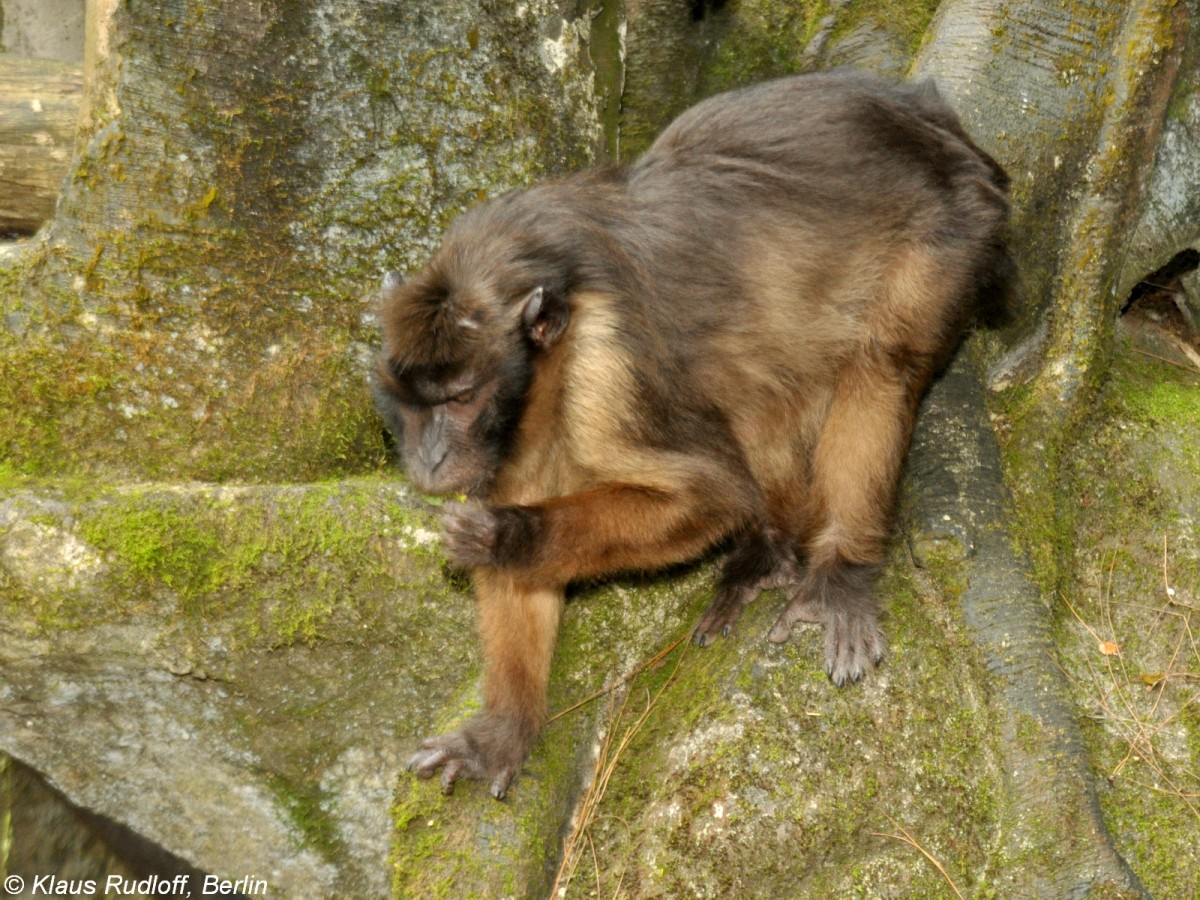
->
372;217;572;496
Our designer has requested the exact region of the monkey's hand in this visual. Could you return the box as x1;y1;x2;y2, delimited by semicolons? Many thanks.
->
442;500;539;569
407;713;531;800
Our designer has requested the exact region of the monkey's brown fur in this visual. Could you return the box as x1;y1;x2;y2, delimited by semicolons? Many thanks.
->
374;69;1013;799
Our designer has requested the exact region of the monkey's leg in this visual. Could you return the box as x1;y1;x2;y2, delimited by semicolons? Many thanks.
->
768;357;916;685
692;527;799;646
408;570;562;799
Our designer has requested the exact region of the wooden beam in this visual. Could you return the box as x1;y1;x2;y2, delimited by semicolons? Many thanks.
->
0;53;82;234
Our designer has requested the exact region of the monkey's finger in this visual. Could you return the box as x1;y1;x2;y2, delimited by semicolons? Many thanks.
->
490;767;517;800
407;746;451;776
441;501;499;567
440;759;466;795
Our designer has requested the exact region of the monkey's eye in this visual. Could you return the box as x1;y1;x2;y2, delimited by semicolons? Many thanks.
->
448;388;477;405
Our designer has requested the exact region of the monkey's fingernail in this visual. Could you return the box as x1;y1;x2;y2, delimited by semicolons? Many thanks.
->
490;768;515;800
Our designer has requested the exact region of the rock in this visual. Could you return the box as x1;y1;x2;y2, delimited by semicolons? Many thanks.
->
0;480;468;894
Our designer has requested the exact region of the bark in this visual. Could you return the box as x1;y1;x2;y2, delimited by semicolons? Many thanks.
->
0;54;82;234
916;1;1196;533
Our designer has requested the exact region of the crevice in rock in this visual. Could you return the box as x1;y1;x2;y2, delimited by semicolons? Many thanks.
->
1118;247;1200;371
2;754;234;895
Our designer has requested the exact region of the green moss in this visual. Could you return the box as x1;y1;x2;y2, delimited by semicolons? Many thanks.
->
995;393;1074;596
0;228;390;482
1122;368;1200;427
267;774;340;863
82;499;223;600
1047;347;1200;895
587;0;625;160
3;2;603;484
58;480;440;646
829;0;941;57
547;551;1003;897
388;684;576;898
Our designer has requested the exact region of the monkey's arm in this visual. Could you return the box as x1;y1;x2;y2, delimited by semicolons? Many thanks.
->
408;570;561;799
443;475;758;583
412;477;753;798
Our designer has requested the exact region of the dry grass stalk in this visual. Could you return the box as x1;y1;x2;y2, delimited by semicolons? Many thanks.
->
1060;539;1200;821
549;635;690;898
1130;346;1200;377
870;814;964;898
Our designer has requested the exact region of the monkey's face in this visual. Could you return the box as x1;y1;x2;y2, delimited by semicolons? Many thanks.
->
372;357;514;496
374;267;568;498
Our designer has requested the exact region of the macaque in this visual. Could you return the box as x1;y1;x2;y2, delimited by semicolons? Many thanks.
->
374;69;1013;799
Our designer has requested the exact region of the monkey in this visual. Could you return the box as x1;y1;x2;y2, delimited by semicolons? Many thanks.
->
373;68;1013;799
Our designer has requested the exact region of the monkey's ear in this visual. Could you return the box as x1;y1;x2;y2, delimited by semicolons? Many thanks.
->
521;286;569;351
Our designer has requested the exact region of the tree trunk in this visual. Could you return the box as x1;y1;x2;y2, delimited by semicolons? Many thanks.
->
916;2;1195;562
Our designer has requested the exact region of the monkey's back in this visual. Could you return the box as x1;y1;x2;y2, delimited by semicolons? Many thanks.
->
620;69;1009;380
609;69;1011;489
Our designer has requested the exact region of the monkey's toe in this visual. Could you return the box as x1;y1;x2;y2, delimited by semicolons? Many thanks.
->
408;744;454;778
823;610;885;686
490;767;517;800
691;614;731;648
439;758;468;795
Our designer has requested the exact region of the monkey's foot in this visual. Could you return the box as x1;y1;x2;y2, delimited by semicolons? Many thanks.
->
694;537;802;647
407;715;531;800
767;564;884;686
692;584;758;647
820;605;885;686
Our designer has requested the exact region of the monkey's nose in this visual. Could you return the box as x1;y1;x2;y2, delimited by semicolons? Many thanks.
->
418;409;450;474
418;438;450;475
